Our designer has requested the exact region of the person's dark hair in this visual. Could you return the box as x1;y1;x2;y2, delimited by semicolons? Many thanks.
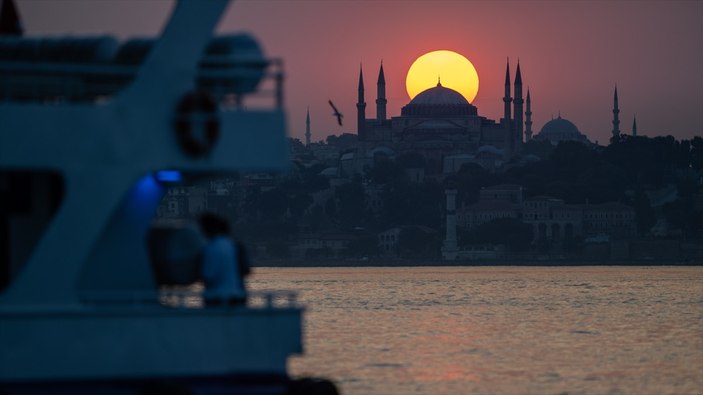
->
198;212;230;238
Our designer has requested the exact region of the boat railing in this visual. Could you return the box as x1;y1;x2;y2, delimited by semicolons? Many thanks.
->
77;288;300;310
0;57;285;109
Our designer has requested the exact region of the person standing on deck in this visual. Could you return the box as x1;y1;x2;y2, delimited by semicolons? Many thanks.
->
198;212;245;306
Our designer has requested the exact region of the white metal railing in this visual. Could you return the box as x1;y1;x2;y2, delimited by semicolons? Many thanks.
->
0;58;285;109
79;287;299;310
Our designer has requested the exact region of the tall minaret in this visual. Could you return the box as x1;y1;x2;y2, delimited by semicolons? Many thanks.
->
513;61;524;147
612;85;620;139
357;65;366;140
525;89;533;141
632;115;637;137
503;58;512;121
305;107;311;146
376;62;387;122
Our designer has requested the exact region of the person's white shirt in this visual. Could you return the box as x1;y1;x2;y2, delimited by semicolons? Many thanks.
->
202;236;244;301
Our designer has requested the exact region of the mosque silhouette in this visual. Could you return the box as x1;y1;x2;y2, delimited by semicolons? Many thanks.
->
321;61;628;175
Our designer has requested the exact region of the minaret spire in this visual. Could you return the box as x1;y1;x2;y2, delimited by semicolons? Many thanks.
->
525;88;533;141
632;114;637;137
513;60;524;149
305;107;311;146
612;85;620;139
357;64;366;140
358;64;364;100
503;58;512;121
376;61;387;122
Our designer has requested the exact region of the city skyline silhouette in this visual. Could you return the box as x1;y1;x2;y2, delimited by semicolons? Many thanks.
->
16;0;703;144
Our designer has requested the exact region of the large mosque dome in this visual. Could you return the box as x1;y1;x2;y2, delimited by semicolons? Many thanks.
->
409;83;468;106
534;115;591;146
401;82;478;117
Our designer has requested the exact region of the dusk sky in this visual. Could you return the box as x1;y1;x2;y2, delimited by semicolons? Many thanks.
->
18;0;703;145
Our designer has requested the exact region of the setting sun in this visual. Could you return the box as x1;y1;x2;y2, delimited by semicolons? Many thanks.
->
406;50;479;103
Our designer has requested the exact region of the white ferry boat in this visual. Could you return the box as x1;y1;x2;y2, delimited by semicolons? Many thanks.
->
0;1;336;393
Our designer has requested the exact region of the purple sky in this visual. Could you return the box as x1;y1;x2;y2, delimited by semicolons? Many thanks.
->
18;0;703;145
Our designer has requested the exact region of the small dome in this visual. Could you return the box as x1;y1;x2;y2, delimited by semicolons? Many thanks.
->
401;82;477;117
319;167;338;177
366;146;395;158
477;145;503;155
539;116;580;137
535;115;591;146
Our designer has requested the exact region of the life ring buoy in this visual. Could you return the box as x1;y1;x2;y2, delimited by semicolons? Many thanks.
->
174;91;219;157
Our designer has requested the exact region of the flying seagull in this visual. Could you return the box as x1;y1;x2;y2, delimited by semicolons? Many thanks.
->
328;100;343;126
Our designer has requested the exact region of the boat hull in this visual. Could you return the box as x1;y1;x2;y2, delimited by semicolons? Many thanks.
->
0;305;302;382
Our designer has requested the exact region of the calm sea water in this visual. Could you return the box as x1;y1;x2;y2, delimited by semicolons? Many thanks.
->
249;266;703;395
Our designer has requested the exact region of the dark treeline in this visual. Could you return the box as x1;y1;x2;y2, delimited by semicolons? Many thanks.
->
217;134;703;260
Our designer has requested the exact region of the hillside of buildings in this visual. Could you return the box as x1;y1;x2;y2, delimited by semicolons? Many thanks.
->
157;134;703;265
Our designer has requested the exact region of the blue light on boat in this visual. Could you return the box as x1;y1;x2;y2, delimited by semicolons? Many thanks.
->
154;170;183;183
127;174;165;215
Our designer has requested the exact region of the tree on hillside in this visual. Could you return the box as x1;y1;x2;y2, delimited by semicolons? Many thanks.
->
691;136;703;171
334;178;367;229
346;235;380;258
451;163;495;204
604;135;689;187
382;181;443;229
663;198;703;238
462;218;533;252
522;139;554;160
632;189;656;236
397;226;440;258
550;141;599;179
288;193;313;219
289;137;305;152
366;157;405;185
396;152;426;168
326;133;358;150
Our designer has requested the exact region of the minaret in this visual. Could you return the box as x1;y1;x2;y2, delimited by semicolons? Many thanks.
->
513;60;524;148
612;85;620;139
357;65;366;141
632;115;637;137
376;62;387;122
503;58;512;121
525;89;533;141
305;107;311;146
